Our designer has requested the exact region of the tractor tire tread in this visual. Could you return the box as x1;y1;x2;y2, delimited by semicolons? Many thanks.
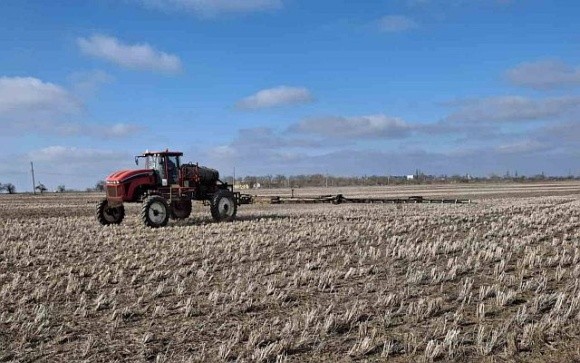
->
141;195;170;228
96;198;125;225
210;190;237;222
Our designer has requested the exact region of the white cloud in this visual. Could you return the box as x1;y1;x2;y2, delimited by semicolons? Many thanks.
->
236;86;314;110
506;59;580;89
138;0;282;16
379;15;418;32
495;140;549;154
445;95;580;123
0;76;82;116
290;114;413;139
100;123;144;138
0;76;142;139
68;70;114;97
77;35;182;73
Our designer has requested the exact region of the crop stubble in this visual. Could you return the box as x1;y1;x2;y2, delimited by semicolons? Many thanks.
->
1;183;580;362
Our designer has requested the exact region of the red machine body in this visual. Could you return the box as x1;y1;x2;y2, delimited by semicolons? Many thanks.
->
97;149;238;228
105;169;156;205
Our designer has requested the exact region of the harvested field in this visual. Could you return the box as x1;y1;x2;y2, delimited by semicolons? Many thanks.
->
2;182;580;362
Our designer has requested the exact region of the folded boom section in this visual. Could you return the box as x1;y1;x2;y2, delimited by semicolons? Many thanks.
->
237;194;471;205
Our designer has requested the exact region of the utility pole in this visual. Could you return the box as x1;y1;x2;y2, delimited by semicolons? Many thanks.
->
233;166;236;190
31;161;36;194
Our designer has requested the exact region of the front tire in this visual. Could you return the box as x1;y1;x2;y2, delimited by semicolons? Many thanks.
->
141;196;170;228
210;190;237;222
96;199;125;225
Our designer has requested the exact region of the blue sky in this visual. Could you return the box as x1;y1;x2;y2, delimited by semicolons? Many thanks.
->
1;0;579;191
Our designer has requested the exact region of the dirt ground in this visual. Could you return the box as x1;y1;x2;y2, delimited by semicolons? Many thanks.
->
2;182;580;362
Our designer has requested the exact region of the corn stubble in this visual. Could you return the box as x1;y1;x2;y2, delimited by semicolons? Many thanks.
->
1;192;580;362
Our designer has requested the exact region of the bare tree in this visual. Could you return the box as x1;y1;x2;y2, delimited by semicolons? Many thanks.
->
95;180;106;192
0;183;16;194
36;183;47;194
4;183;16;194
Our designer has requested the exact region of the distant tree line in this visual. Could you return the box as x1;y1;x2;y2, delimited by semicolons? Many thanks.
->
224;171;580;189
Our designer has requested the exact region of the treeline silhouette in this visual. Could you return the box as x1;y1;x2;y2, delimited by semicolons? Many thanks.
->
226;172;579;189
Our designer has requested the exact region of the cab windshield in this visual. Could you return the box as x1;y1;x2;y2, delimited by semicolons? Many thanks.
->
145;154;179;183
145;155;164;172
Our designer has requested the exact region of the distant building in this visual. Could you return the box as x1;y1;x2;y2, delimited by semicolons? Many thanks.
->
406;175;415;180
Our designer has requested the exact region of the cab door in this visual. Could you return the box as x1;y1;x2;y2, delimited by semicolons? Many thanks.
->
165;155;179;185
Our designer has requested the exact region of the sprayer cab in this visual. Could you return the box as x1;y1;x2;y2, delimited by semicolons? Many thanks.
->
136;150;183;186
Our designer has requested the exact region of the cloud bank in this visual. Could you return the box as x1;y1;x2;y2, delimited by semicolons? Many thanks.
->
0;76;82;116
77;35;182;73
506;59;580;89
290;114;413;139
0;76;142;139
445;95;580;123
236;86;314;110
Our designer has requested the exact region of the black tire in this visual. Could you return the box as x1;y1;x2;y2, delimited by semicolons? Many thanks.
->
170;199;192;219
96;199;125;225
210;190;237;222
141;196;170;228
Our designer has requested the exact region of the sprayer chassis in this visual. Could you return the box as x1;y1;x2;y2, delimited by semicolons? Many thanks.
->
96;150;240;228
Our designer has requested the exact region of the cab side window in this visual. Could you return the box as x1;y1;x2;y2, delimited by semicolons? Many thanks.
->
166;156;178;184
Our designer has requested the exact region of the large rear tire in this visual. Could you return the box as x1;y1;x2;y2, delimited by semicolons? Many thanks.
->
210;190;237;222
170;199;192;219
141;196;170;228
96;199;125;225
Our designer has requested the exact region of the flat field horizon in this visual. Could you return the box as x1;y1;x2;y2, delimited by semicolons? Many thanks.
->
2;181;580;361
